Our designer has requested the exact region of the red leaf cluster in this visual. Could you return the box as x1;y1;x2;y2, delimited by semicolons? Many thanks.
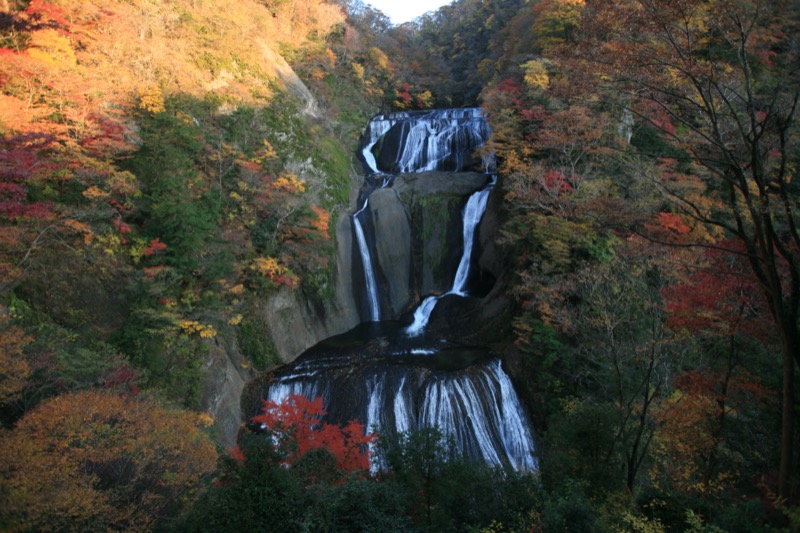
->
142;237;167;256
23;0;72;33
673;368;770;404
250;394;375;474
0;133;60;220
485;78;525;110
542;169;574;195
396;82;412;104
662;241;769;340
102;364;141;396
655;212;691;236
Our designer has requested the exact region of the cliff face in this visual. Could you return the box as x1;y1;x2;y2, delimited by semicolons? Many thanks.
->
256;170;504;363
238;109;535;473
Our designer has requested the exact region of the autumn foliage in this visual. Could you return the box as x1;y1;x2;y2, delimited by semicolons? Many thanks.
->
0;2;356;528
0;0;797;529
0;390;217;531
241;394;374;475
0;314;32;404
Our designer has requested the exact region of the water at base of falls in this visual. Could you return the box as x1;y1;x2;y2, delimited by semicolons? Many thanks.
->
257;322;537;472
254;109;538;472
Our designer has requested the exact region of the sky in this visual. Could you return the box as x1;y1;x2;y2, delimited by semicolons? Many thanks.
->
365;0;453;25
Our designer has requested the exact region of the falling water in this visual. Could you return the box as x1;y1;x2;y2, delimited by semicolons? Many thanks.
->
356;109;493;327
393;377;411;434
361;108;490;174
361;117;393;174
404;295;441;337
404;176;496;336
263;352;537;471
255;108;538;472
451;180;494;295
353;200;380;322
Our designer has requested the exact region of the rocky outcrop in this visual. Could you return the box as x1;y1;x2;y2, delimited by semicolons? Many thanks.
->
259;43;321;119
201;334;251;448
368;188;413;316
252;183;363;362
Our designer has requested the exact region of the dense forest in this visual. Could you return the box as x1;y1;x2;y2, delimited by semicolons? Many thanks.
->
0;0;798;531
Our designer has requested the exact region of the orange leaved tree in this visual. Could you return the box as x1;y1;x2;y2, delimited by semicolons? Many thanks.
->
0;390;217;531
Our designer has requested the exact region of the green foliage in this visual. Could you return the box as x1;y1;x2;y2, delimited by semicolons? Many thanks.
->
415;0;525;105
181;427;542;533
315;135;351;207
306;475;413;532
57;342;128;391
127;97;222;277
258;92;312;159
114;307;204;408
539;483;597;533
176;435;310;532
376;428;542;533
236;311;281;370
511;318;573;423
542;399;623;495
629;123;687;161
179;432;413;532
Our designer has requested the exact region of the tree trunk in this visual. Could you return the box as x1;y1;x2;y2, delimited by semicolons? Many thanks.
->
779;329;796;501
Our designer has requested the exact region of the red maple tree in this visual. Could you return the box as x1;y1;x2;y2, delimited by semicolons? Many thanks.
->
235;394;375;474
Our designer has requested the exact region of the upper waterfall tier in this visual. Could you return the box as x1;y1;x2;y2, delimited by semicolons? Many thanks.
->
361;108;492;174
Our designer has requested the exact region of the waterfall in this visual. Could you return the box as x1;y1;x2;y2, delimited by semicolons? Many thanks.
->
256;108;538;472
404;295;441;337
361;108;490;174
353;200;380;322
361;117;393;174
356;109;494;328
264;355;537;471
451;179;494;295
393;377;411;434
404;175;496;336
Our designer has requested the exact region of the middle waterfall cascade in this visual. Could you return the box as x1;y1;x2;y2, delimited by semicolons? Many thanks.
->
253;109;538;472
404;176;495;337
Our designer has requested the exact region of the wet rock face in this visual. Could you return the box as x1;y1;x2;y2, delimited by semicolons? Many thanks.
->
368;188;412;316
392;172;491;299
357;172;491;316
